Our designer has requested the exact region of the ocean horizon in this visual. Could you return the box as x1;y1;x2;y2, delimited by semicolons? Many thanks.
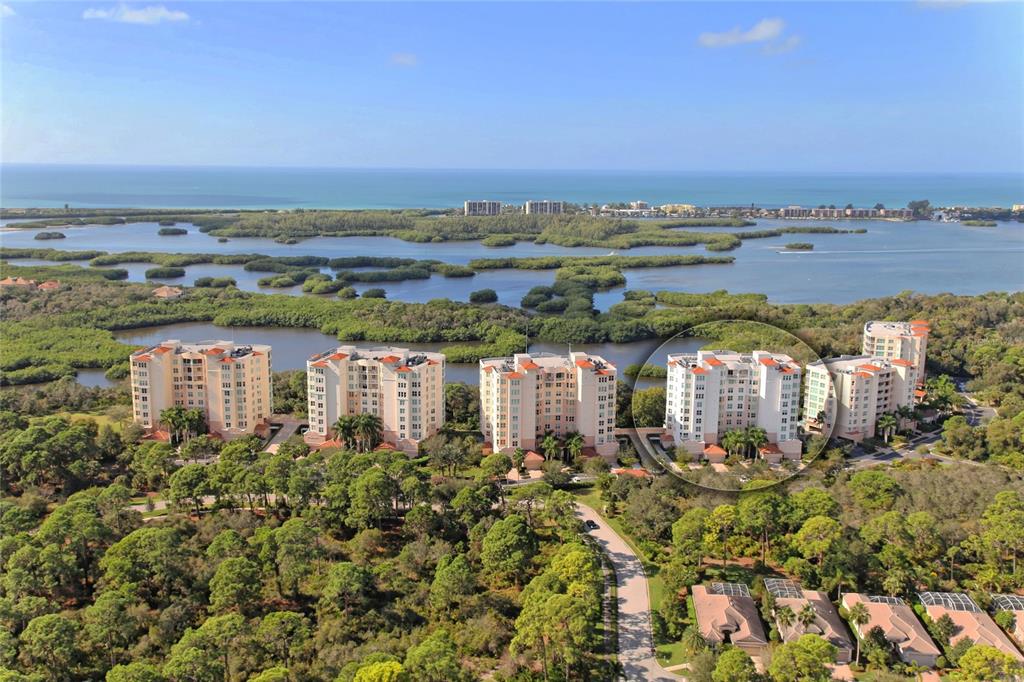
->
2;163;1022;210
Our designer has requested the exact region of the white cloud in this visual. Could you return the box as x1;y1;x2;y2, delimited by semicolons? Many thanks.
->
82;4;189;25
1;4;15;18
762;34;802;55
698;18;785;48
390;52;418;67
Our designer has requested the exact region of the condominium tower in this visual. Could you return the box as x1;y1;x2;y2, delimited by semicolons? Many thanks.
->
479;352;617;458
130;340;273;439
464;200;501;216
862;320;929;385
665;350;803;461
803;355;917;441
305;346;445;454
523;200;564;215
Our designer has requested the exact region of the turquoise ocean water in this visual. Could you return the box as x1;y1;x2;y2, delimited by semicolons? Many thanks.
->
2;164;1021;209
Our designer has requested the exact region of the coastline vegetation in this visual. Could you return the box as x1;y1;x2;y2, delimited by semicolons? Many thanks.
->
157;226;188;235
784;242;814;250
33;231;66;240
144;266;186;279
962;220;997;227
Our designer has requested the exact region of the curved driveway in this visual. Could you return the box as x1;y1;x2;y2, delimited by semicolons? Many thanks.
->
576;503;684;682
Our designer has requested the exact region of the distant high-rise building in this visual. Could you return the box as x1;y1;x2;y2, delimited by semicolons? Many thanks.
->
665;350;803;462
130;340;273;439
479;352;617;458
464;200;502;216
305;346;445;454
524;200;563;215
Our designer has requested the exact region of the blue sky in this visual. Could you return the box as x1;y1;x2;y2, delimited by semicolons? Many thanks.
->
2;1;1022;172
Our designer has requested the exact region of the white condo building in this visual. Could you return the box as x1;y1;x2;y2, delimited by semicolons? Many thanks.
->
523;200;564;215
464;200;501;216
130;340;273;440
305;346;445;455
862;320;929;385
479;352;618;458
803;355;917;442
665;350;803;462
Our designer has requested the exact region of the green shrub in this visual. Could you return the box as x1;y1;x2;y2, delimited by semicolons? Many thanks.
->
144;266;186;279
469;289;498;304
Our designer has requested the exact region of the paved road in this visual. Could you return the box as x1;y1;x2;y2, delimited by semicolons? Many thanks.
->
576;503;683;682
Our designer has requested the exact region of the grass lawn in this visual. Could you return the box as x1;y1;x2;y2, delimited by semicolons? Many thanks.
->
44;410;124;431
574;488;687;667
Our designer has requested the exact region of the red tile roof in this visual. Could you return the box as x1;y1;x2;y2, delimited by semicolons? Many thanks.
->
891;359;914;367
758;357;778;367
329;352;348;360
858;364;882;372
310;361;328;368
379;355;401;363
135;354;152;362
705;357;724;367
504;372;523;380
853;371;873;378
691;367;708;375
396;366;412;373
575;359;595;369
520;360;540;370
704;444;727;456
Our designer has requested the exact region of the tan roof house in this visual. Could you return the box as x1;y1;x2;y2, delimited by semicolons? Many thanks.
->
991;594;1024;648
522;451;545;470
152;285;184;299
37;280;61;291
919;592;1024;662
765;579;855;664
692;583;769;657
841;593;941;667
0;276;37;288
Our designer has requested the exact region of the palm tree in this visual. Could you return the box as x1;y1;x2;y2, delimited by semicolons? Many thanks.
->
564;431;584;465
182;408;205;442
876;413;898;444
745;426;768;459
721;430;744;458
846;601;870;664
512;447;526;472
797;602;818;630
355;413;383;452
333;415;358;450
775;605;796;631
896;404;916;428
160;406;186;445
540;433;561;462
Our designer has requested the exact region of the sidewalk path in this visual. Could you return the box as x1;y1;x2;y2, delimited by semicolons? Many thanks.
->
576;503;684;682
